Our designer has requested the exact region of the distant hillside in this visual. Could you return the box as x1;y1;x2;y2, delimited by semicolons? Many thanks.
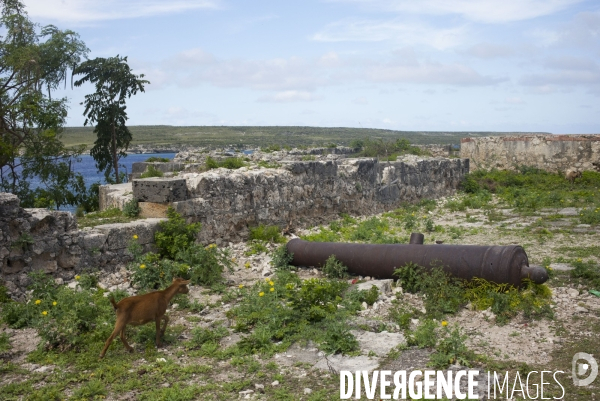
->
60;125;550;149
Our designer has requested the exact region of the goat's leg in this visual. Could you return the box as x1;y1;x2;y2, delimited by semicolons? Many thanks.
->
119;327;134;353
160;315;169;337
100;319;127;358
155;317;163;347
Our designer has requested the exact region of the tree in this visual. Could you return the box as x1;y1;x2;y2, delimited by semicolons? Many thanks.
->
73;56;148;184
0;0;90;209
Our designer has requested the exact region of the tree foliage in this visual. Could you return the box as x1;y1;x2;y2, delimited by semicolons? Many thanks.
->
73;56;148;183
0;0;90;209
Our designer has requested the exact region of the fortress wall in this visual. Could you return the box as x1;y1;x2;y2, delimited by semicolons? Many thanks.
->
460;134;600;172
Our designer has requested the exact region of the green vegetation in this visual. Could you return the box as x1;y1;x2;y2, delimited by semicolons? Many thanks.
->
145;156;171;162
61;125;518;150
139;165;164;178
393;263;553;323
73;56;149;184
76;207;141;228
321;255;348;279
129;208;232;289
352;137;429;159
0;0;91;211
122;198;141;217
205;156;246;170
249;224;285;243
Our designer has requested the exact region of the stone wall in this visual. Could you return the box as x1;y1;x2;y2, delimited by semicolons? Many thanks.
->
461;134;600;172
127;157;469;243
0;193;163;300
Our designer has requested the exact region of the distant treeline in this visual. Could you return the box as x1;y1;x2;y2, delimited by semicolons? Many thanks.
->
61;125;550;149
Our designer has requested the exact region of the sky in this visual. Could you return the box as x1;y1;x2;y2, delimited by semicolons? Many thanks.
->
23;0;600;133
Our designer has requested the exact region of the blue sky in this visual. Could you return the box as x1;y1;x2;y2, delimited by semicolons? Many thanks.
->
24;0;600;133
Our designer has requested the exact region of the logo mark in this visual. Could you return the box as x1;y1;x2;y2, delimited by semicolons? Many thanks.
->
572;352;598;387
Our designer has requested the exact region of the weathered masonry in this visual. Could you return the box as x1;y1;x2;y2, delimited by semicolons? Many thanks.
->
0;193;162;300
104;157;470;243
461;134;600;172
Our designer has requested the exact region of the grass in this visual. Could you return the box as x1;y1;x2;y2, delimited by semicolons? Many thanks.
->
76;207;140;228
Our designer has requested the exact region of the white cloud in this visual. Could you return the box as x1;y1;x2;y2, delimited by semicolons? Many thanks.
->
366;60;505;86
23;0;219;23
327;0;584;23
352;96;368;104
312;19;467;50
257;90;322;103
505;97;525;104
460;43;516;59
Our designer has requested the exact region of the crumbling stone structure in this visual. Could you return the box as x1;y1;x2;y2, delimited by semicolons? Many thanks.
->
0;193;162;300
105;157;469;243
461;134;600;172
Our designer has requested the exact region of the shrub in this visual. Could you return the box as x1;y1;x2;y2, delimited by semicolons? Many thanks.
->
321;255;348;279
407;319;438;348
429;324;472;368
271;244;294;271
154;208;202;259
249;225;284;243
320;320;359;354
122;198;141;217
140;165;164;178
145;156;170;162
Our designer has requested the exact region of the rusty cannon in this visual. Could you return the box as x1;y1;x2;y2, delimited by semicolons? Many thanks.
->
286;234;548;287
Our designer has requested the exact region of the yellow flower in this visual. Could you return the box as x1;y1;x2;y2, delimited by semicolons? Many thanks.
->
42;311;48;316
244;262;251;269
35;299;41;305
140;264;146;269
259;292;265;297
577;258;582;263
265;278;270;282
232;258;236;262
133;234;138;239
441;321;448;327
269;281;274;286
270;287;275;292
238;284;244;289
75;275;80;280
52;301;57;306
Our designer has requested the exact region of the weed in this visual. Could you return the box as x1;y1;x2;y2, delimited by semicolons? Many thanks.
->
154;207;202;260
0;332;10;352
145;156;170;162
122;198;141;217
140;165;164;178
429;324;473;368
321;255;348;279
245;240;269;255
407;319;438;348
257;160;281;169
249;224;285;243
301;155;316;161
12;233;34;250
271;244;295;271
320;319;359;354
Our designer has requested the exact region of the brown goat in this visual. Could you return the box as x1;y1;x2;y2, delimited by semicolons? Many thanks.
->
565;168;582;184
100;277;190;358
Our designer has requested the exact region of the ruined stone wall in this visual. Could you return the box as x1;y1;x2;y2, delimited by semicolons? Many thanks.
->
0;193;162;300
461;134;600;172
153;157;469;243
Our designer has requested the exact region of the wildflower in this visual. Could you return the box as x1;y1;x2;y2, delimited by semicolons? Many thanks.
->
140;264;146;269
259;292;265;297
577;258;582;263
232;258;236;262
286;283;294;290
441;321;448;327
269;281;274;286
42;311;48;316
244;262;251;269
35;299;41;305
265;278;270;282
75;275;81;280
52;301;57;306
239;284;244;289
270;287;275;292
133;234;138;240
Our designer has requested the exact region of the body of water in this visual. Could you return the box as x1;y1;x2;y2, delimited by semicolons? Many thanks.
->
26;153;176;213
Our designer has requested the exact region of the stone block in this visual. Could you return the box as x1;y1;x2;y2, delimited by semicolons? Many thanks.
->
133;178;188;203
139;202;169;218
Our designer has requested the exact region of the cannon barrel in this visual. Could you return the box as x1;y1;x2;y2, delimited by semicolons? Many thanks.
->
286;235;548;287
